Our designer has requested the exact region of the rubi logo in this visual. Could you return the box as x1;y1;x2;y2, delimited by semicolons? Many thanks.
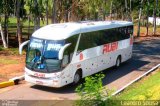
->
103;42;118;54
34;73;45;78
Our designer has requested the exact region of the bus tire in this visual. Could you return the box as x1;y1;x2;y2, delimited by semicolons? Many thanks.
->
115;56;121;67
73;70;81;84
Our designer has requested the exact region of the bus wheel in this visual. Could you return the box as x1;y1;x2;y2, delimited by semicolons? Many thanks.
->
73;71;81;84
116;56;121;67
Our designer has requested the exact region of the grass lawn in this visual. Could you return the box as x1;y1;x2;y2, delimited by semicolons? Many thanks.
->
0;46;19;55
8;17;51;27
0;46;25;82
0;46;21;65
0;58;18;65
114;68;160;100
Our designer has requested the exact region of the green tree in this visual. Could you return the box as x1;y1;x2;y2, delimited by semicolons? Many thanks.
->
0;1;7;48
153;0;159;35
16;0;26;46
25;0;45;31
0;0;14;48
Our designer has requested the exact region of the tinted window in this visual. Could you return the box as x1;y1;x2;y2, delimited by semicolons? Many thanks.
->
127;25;134;35
63;35;79;63
65;34;79;54
78;26;133;51
78;32;98;51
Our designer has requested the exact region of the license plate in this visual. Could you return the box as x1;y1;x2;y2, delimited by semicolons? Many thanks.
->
36;80;43;85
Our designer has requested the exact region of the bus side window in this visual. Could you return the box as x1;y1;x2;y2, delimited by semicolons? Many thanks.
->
128;25;133;35
78;31;104;51
63;35;79;64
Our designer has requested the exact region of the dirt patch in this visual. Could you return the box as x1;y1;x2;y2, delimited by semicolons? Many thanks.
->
134;36;160;44
0;55;25;82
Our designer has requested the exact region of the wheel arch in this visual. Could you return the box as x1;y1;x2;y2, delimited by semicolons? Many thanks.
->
117;55;122;62
76;68;83;78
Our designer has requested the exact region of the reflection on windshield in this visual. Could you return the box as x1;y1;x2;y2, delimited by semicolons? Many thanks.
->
26;37;65;73
44;40;64;59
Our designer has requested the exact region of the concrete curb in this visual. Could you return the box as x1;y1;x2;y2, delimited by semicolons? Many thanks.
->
9;75;24;84
0;80;15;88
0;75;24;88
102;64;160;101
111;64;160;96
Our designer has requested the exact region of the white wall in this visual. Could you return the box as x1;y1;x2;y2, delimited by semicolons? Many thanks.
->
148;17;160;25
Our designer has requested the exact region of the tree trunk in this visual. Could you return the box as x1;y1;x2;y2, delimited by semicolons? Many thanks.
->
125;0;128;20
52;0;57;23
37;16;40;28
65;10;69;22
103;0;107;21
6;21;9;45
95;12;98;21
121;7;124;20
46;0;49;25
4;14;9;47
110;1;113;20
0;24;8;48
137;0;143;37
130;0;132;13
34;0;40;30
153;0;158;35
129;0;132;21
17;0;22;46
146;0;149;36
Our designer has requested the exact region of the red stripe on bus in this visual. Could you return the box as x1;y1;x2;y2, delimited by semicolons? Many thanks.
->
80;53;83;60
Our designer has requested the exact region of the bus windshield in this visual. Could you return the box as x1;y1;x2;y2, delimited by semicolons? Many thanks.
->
26;37;65;73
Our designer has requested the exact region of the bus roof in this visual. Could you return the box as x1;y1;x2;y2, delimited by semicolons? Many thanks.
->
32;21;133;40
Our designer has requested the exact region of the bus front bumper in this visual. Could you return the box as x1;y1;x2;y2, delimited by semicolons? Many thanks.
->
25;73;62;88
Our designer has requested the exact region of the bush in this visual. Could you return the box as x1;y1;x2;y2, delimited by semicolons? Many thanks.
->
75;73;113;106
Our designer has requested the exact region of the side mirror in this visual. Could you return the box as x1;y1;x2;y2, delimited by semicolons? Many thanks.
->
19;40;30;55
58;43;71;60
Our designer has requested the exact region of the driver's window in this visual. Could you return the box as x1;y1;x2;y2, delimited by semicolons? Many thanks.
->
26;49;35;62
32;50;41;62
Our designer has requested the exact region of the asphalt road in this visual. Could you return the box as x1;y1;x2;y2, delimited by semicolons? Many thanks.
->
0;37;159;100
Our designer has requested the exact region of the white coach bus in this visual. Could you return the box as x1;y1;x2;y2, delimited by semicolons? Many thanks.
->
19;21;133;87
